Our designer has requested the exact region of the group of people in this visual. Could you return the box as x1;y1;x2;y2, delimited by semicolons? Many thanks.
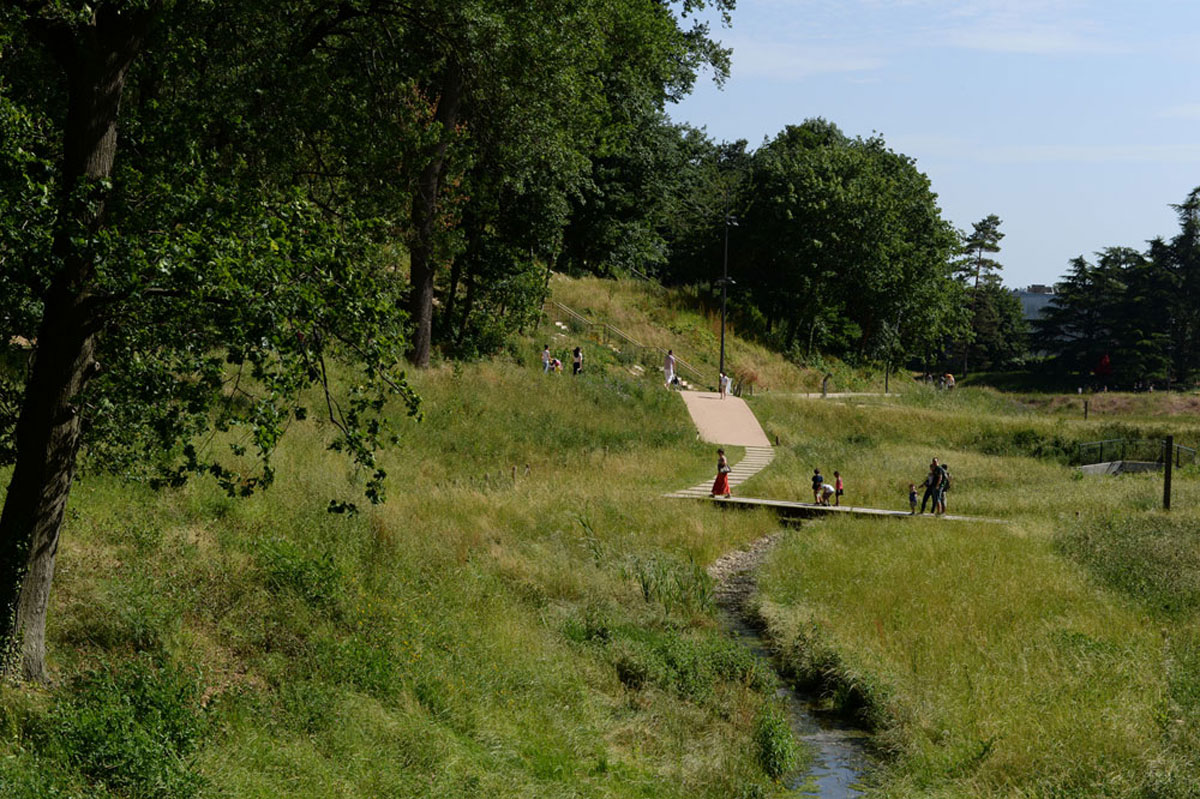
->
910;457;951;514
662;349;733;397
542;345;585;375
810;468;844;506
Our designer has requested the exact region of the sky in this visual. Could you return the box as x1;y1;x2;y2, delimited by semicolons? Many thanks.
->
667;0;1200;289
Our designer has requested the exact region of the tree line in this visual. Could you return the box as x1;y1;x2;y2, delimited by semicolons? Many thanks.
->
1036;188;1200;389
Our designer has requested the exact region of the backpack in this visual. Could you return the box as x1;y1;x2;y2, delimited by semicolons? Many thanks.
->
940;465;951;491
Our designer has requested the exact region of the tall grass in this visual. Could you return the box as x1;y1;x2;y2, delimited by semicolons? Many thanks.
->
748;384;1200;797
0;358;794;798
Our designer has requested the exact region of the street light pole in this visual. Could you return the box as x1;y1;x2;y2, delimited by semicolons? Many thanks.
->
720;215;729;377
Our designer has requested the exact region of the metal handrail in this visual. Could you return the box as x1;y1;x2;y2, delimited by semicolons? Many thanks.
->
544;301;710;388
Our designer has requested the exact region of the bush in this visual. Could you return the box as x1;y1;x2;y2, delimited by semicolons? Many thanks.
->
34;657;206;799
753;702;798;779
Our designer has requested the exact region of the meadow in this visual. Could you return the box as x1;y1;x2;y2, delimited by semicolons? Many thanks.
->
0;344;801;799
748;387;1200;797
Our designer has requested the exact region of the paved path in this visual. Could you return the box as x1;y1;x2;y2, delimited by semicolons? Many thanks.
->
679;391;772;447
669;391;775;498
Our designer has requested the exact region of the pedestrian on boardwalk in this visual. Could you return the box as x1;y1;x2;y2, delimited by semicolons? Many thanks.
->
819;482;835;506
711;449;732;498
542;345;551;373
919;458;943;514
833;471;843;506
664;349;676;389
908;483;918;514
935;463;950;514
811;468;824;504
572;346;583;375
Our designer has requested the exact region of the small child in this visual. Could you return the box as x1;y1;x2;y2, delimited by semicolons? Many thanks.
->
908;483;918;514
819;483;835;506
833;471;843;506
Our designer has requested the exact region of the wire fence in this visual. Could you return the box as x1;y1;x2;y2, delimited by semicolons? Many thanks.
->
1076;438;1196;467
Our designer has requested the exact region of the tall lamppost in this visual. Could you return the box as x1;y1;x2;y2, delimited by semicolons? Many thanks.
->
718;214;737;377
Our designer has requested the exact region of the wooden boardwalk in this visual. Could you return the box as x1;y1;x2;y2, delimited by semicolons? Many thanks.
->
667;390;1001;525
665;491;1002;524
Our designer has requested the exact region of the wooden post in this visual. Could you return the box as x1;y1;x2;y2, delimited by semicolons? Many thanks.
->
1084;400;1089;420
1164;435;1174;511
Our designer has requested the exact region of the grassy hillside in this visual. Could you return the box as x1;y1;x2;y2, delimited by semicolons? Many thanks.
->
745;386;1200;797
0;356;797;798
548;274;886;394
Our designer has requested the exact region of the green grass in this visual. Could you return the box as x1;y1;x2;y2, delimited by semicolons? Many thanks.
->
746;383;1200;797
0;356;798;798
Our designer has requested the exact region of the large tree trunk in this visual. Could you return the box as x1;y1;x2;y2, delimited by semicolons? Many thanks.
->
407;59;463;367
0;6;151;681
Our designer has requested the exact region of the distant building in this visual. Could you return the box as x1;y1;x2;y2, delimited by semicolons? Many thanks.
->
1012;285;1056;321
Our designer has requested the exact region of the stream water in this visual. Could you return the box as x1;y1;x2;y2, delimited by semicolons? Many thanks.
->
718;610;873;797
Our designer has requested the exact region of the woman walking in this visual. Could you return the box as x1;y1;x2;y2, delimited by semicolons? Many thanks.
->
572;346;584;375
711;449;732;498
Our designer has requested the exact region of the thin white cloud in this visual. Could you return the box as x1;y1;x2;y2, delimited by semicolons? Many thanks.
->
729;39;886;80
1159;103;1200;120
902;138;1200;165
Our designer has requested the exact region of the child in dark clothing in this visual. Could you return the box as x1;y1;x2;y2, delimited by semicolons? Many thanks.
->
811;469;824;504
908;483;918;514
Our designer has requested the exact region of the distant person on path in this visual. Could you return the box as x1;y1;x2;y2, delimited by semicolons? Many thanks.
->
908;483;918;514
572;346;583;375
718;371;727;399
542;345;551;373
720;372;732;398
664;350;676;389
919;458;942;514
834;471;843;506
812;468;824;504
819;482;835;506
711;449;732;498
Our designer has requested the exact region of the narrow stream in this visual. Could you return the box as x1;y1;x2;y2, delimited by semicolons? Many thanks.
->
719;610;873;797
709;532;873;797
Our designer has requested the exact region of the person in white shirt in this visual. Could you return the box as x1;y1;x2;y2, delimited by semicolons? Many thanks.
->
542;345;551;373
663;349;676;389
720;372;732;399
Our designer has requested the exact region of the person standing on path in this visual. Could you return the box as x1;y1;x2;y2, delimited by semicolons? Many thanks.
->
834;471;843;506
935;462;950;514
720;372;732;399
919;458;942;514
572;346;583;375
664;349;676;389
812;468;824;504
542;345;551;373
711;449;732;498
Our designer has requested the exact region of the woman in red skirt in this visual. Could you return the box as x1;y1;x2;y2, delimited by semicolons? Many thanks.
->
711;448;732;498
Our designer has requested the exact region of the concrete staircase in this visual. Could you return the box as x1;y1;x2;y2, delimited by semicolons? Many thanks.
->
665;445;776;498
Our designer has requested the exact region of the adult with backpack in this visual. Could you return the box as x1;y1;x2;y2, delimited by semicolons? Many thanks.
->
936;463;951;513
919;458;943;514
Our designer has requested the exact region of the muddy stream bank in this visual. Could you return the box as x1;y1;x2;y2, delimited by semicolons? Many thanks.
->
709;532;873;797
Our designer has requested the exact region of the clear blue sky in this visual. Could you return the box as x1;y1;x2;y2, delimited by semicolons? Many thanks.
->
667;0;1200;289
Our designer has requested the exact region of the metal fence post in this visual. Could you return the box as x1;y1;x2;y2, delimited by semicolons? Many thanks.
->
1164;435;1174;511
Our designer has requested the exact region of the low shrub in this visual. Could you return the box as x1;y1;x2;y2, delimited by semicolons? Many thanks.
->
33;657;207;799
753;702;798;779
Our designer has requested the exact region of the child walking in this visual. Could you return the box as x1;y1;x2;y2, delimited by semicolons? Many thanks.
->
833;471;843;506
908;483;918;514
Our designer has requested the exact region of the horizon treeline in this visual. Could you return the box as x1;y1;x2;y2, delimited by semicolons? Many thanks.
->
1035;188;1200;388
